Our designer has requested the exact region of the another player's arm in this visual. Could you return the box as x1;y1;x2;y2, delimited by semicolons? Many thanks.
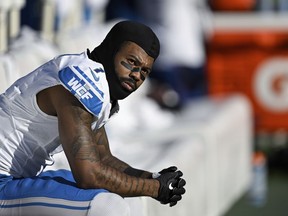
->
50;85;159;198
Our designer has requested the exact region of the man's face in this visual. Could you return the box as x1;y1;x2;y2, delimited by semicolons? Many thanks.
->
114;41;154;93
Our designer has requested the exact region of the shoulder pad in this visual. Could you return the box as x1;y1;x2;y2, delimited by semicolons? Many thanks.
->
59;65;105;116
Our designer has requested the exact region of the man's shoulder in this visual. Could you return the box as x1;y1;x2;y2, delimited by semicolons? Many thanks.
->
55;52;88;66
57;57;109;117
56;52;104;72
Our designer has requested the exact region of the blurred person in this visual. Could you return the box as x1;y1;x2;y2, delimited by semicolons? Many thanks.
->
0;21;186;216
83;0;110;24
20;0;78;32
105;0;138;21
20;0;42;31
137;0;213;110
105;0;213;110
54;0;109;28
54;0;77;30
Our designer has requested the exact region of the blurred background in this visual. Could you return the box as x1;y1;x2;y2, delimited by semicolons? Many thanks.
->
0;0;287;215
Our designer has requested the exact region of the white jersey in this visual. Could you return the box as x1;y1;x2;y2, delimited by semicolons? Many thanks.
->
0;52;112;178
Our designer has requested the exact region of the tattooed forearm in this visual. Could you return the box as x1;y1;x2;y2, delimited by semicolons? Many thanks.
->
66;107;158;197
102;156;129;171
86;162;159;198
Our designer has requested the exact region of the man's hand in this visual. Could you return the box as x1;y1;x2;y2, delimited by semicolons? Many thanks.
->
170;177;186;207
154;166;186;207
159;166;178;175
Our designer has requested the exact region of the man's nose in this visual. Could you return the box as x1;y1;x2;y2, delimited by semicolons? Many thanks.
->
130;67;142;81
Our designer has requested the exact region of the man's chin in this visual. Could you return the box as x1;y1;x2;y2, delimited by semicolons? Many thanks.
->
117;90;134;100
110;88;133;100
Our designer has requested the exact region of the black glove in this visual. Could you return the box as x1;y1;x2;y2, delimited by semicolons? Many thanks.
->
169;177;186;207
154;167;186;207
159;166;178;175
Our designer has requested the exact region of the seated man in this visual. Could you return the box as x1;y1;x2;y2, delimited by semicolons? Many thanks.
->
0;20;185;216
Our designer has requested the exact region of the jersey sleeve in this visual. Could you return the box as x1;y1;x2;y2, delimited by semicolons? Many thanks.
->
58;65;105;117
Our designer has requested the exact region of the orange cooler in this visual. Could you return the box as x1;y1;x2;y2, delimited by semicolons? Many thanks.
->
207;14;288;132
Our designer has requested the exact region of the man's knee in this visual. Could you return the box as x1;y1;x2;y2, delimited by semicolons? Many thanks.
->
88;192;130;216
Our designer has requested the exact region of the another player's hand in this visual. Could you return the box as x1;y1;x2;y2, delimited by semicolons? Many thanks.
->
154;166;186;207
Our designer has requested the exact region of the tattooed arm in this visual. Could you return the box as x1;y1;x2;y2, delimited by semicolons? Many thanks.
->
93;126;153;179
47;85;159;198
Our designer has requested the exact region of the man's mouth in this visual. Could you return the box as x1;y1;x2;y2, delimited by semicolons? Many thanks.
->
121;80;136;92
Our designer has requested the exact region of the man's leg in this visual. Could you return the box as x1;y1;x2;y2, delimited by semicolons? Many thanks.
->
0;169;130;216
89;193;131;216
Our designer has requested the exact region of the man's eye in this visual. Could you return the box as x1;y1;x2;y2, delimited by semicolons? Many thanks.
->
127;59;135;65
141;69;149;75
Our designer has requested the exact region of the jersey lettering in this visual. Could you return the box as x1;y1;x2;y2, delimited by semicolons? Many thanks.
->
74;66;104;98
59;66;104;116
67;77;93;100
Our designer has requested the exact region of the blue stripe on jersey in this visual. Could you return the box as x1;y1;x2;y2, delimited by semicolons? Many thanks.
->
94;68;104;73
0;202;90;210
73;66;104;98
59;67;104;116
